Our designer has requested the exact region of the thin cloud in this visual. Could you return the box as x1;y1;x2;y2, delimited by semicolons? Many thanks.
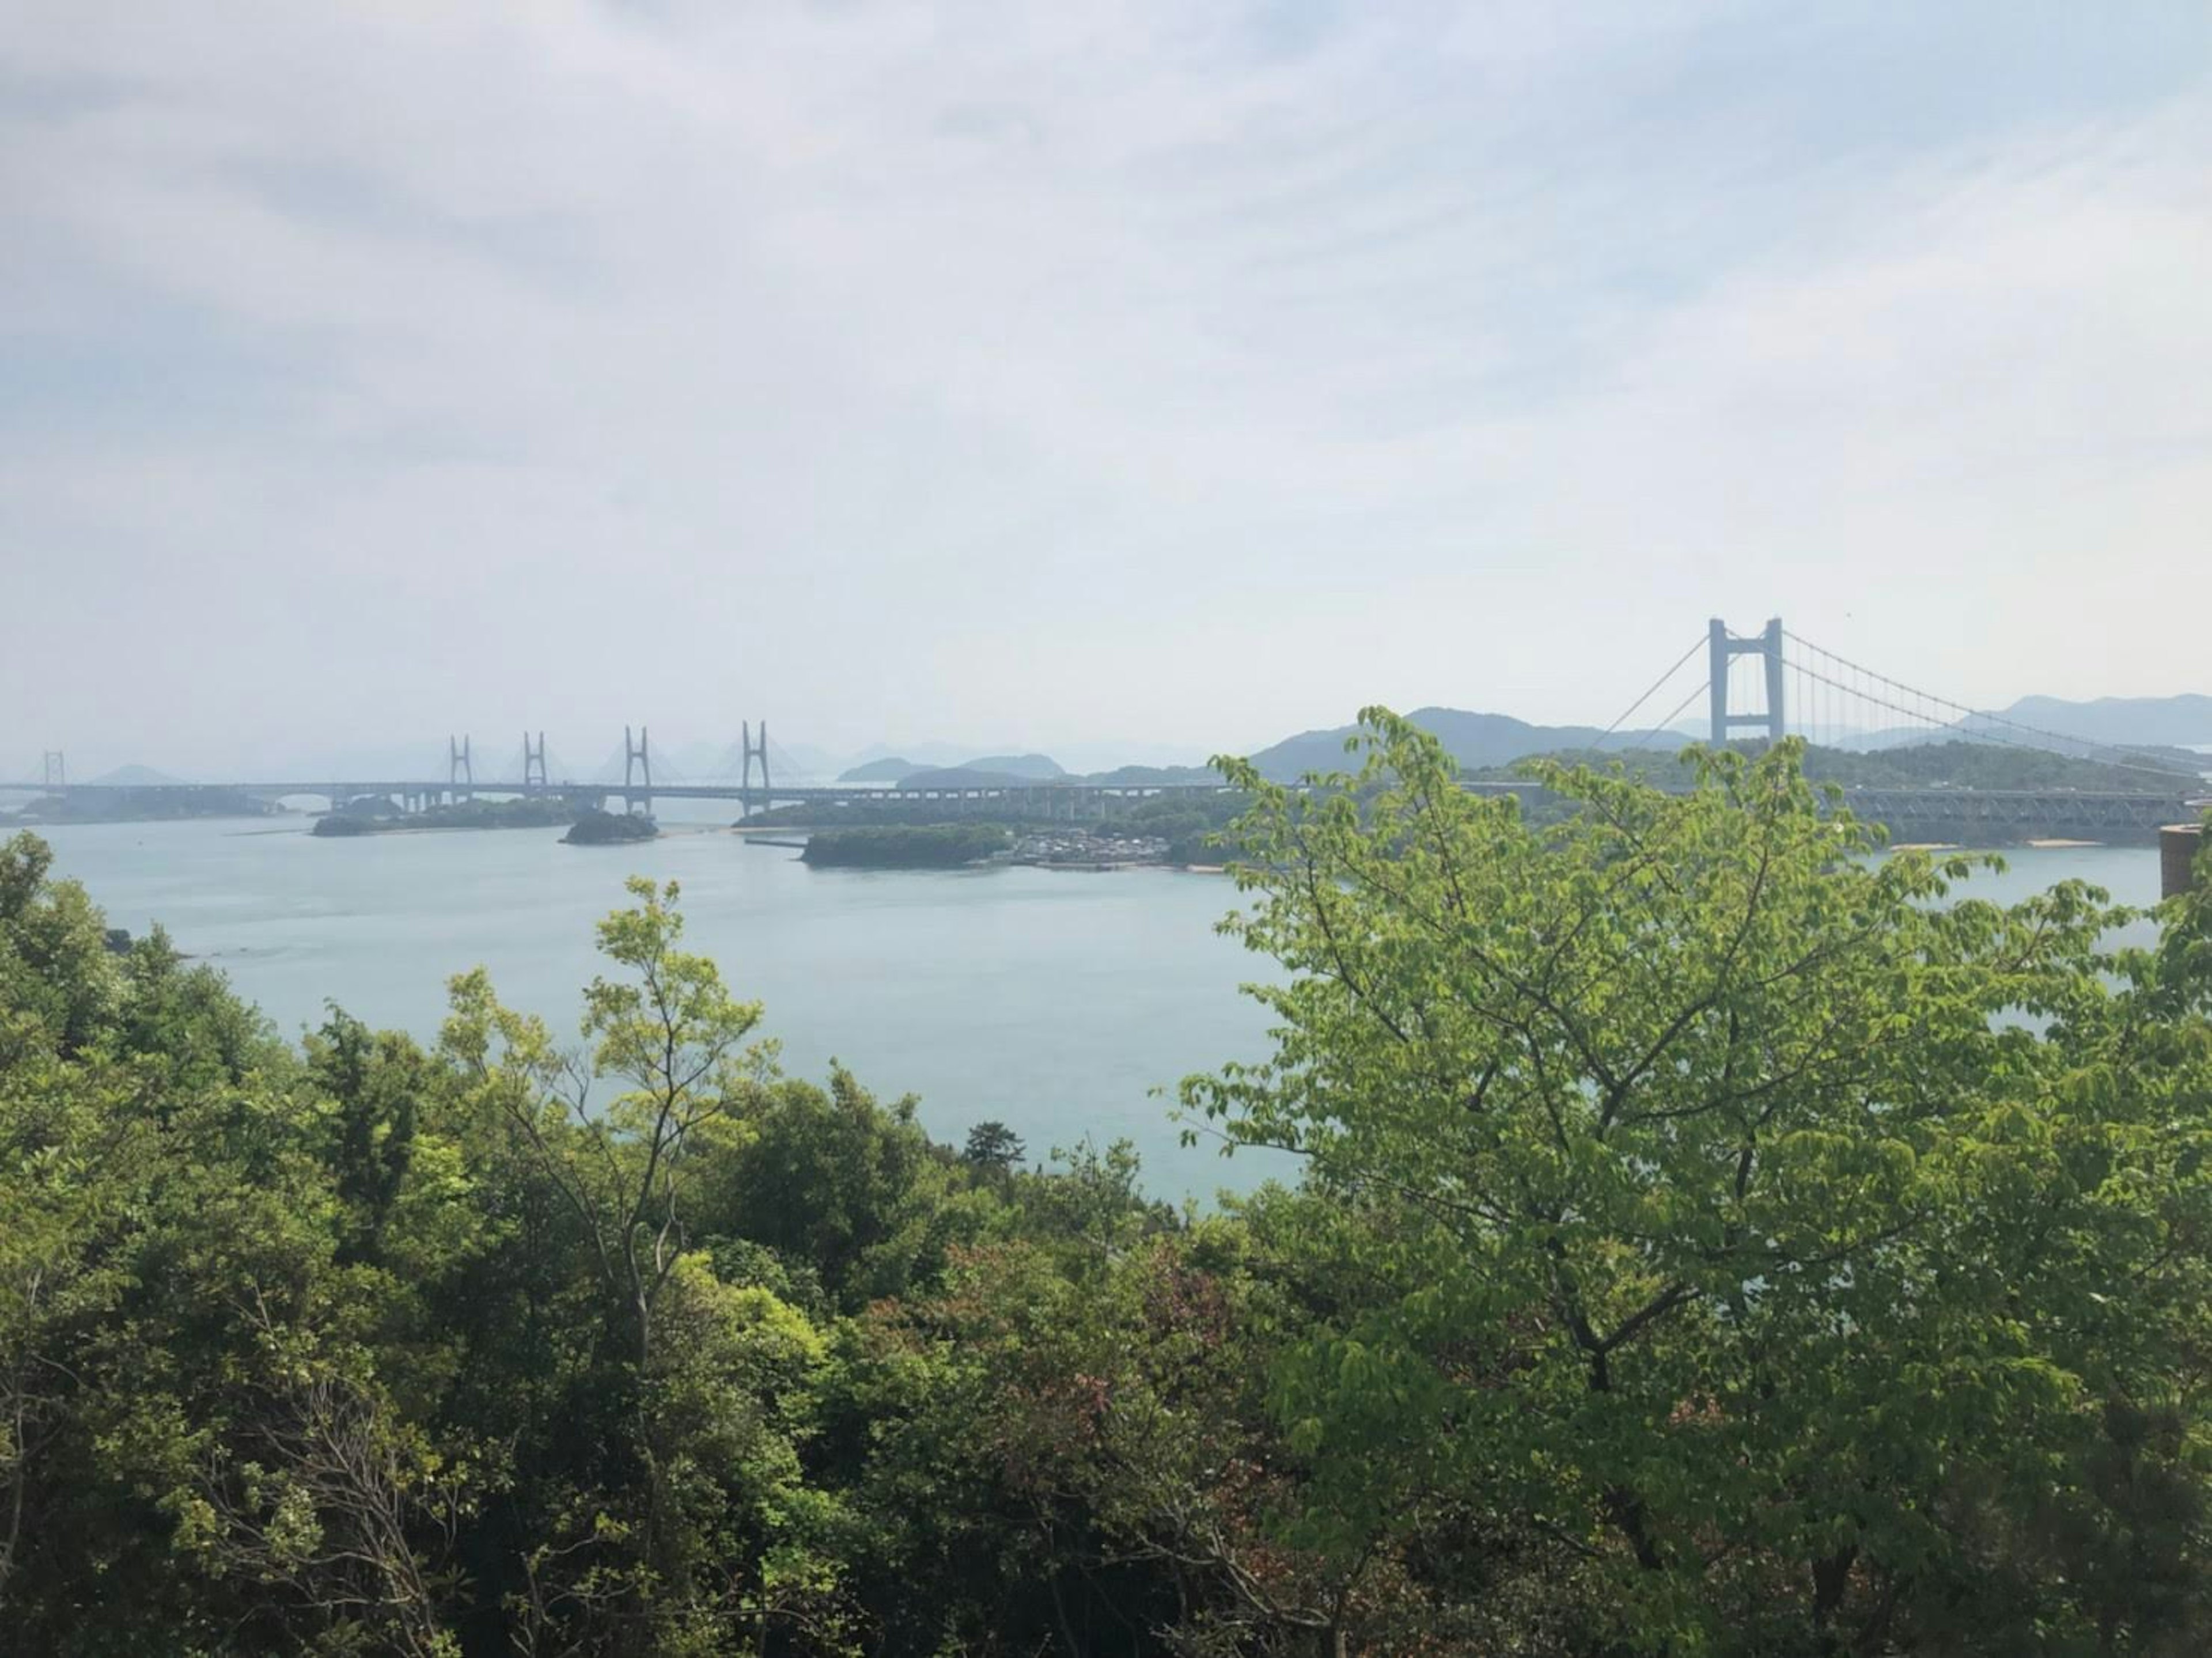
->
2;2;2207;774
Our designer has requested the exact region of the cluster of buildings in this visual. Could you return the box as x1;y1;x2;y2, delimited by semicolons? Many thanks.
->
1007;829;1173;869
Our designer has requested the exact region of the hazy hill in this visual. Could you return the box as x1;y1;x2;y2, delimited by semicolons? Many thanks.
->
1246;708;1684;780
896;766;1038;791
840;740;975;769
1080;764;1219;787
838;757;921;783
1997;693;2212;749
768;740;843;781
963;753;1064;779
89;763;187;786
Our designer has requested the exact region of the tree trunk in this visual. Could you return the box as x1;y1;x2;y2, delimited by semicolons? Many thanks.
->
1810;1545;1858;1650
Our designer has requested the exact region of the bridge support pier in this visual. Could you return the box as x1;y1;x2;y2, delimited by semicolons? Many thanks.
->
2165;825;2206;900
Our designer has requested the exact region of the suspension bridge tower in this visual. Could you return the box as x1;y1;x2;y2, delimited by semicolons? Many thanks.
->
1708;617;1786;746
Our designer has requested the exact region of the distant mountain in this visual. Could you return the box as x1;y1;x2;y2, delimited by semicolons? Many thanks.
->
88;763;187;786
1041;739;1210;775
841;740;976;769
660;738;736;780
838;757;921;783
896;767;1037;791
1244;708;1685;780
771;741;843;782
962;753;1063;779
1080;764;1220;787
1997;694;2212;750
828;741;1192;779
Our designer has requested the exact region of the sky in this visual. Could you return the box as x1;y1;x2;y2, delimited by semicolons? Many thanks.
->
4;1;2209;779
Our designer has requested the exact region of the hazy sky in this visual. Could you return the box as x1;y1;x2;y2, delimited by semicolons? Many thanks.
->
5;2;2209;777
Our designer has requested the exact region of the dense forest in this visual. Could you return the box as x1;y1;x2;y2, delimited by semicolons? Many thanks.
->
7;720;2212;1655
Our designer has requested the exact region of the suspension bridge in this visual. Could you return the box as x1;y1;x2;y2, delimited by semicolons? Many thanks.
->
1578;619;2207;837
7;620;2207;839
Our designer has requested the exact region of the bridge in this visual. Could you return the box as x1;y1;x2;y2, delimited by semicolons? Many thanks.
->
1574;618;2207;838
7;623;2207;840
0;773;1243;821
9;779;2181;840
0;724;1251;822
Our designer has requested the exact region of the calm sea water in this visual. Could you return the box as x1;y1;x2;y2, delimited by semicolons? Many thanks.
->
32;814;1287;1200
21;816;2173;1201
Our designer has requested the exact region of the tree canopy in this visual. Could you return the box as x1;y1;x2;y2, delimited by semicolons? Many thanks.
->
3;720;2211;1656
1189;714;2212;1652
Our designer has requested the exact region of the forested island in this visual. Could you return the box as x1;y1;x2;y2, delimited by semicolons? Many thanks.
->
7;726;2212;1655
312;797;579;837
8;785;278;824
749;791;1244;867
800;823;1013;867
562;807;659;844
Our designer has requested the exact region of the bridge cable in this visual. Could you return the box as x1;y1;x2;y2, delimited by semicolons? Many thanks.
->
1786;629;2194;773
1624;677;1713;753
1593;635;1706;750
1783;653;2198;789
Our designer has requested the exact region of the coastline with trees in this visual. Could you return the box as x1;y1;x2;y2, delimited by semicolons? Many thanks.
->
800;823;1013;868
312;796;581;837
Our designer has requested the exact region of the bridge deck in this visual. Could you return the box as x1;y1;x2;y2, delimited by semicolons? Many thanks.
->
6;776;2202;833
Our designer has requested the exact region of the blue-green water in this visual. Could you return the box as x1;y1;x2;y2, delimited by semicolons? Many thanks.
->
23;818;2173;1200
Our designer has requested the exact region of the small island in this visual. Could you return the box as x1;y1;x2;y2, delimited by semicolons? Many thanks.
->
741;790;1246;869
800;824;1012;868
312;797;579;837
563;809;660;845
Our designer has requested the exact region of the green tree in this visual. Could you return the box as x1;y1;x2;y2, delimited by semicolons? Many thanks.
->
691;1066;975;1310
0;830;119;1060
441;877;803;1649
1187;712;2212;1653
442;877;772;1379
963;1120;1027;1173
308;1008;426;1265
0;1042;147;1618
